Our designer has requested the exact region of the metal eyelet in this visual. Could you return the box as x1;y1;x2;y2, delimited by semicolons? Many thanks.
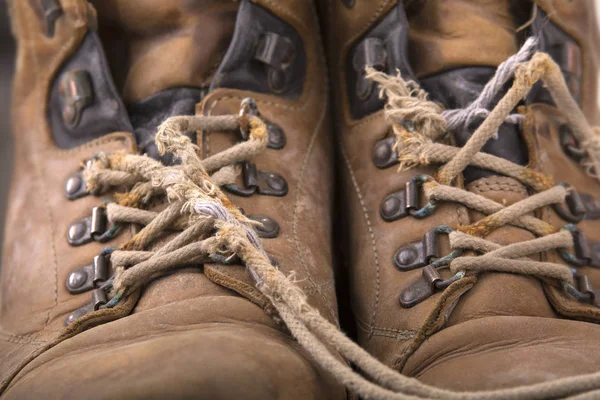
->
396;226;465;310
66;254;110;294
58;70;94;129
563;269;600;308
67;206;120;246
559;225;600;268
64;288;108;326
342;0;355;8
553;184;586;223
254;32;295;92
393;228;441;271
224;162;288;197
239;98;286;150
380;175;436;222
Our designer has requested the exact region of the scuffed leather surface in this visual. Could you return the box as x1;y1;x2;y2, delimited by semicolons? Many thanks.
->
321;0;600;390
403;316;600;390
407;0;518;77
1;1;346;398
1;3;136;392
90;0;238;104
4;296;340;400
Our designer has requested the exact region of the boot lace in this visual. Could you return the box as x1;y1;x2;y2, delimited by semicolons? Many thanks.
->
72;41;600;399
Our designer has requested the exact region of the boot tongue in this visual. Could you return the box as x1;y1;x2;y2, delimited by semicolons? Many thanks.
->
408;0;528;183
407;0;519;78
406;2;559;321
92;0;239;161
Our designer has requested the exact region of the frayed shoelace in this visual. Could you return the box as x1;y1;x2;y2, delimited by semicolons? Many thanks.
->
81;40;600;399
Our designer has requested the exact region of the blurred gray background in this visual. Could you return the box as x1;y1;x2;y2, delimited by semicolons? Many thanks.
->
0;4;14;264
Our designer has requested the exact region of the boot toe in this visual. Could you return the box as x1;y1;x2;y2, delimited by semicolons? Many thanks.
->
3;297;343;400
402;316;600;391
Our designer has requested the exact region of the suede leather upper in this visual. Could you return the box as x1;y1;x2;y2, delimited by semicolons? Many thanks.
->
0;1;345;398
321;0;600;391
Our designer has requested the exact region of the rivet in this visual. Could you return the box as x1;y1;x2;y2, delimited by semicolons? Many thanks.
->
65;174;83;196
67;270;88;289
68;221;87;242
250;215;280;239
266;174;286;191
267;123;286;149
373;141;391;163
381;196;401;218
395;247;418;266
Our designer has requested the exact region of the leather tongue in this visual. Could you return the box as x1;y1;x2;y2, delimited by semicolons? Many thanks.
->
90;0;239;162
406;2;557;322
407;0;528;183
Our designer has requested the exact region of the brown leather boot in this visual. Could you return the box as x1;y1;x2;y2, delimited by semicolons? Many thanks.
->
322;0;600;393
0;1;345;399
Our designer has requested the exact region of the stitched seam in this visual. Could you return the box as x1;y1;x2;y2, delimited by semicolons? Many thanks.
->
340;144;380;341
0;331;48;345
474;187;528;194
292;87;338;323
355;315;417;339
25;5;60;330
51;135;131;155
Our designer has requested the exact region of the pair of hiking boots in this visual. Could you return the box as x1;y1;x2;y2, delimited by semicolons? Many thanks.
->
3;0;600;398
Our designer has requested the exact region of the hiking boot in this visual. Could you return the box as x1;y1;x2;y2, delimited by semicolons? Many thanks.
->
0;1;345;398
322;0;600;392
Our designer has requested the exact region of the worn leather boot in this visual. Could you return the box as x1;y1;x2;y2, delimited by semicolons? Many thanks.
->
0;1;345;399
322;0;600;392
